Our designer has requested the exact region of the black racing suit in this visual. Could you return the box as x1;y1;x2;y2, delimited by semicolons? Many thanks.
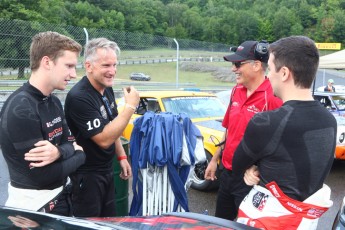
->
233;100;336;201
0;82;85;215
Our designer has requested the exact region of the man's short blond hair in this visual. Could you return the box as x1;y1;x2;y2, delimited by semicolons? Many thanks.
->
30;31;82;71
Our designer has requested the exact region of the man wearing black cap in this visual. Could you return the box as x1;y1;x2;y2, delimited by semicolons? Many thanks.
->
205;40;283;220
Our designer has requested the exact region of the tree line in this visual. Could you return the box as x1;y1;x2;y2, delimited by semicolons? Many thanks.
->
1;0;345;45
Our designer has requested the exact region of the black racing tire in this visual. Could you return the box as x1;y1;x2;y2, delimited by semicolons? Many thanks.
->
191;150;220;191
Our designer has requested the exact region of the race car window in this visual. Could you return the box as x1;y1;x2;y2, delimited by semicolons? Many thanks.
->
136;98;161;115
162;96;225;118
136;98;148;115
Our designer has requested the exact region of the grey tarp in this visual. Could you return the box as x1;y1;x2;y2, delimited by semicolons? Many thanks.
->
319;49;345;69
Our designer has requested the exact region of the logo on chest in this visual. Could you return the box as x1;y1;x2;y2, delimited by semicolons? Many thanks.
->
247;105;261;113
46;116;62;128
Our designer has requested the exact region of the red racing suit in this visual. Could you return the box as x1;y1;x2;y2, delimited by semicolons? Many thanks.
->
237;182;333;230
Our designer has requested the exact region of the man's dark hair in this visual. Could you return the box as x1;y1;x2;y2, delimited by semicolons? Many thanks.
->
269;36;319;88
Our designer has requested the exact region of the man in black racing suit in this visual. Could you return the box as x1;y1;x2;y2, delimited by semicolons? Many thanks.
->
232;36;336;229
0;31;85;216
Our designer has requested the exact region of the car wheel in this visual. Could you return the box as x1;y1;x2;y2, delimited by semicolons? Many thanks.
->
191;150;220;191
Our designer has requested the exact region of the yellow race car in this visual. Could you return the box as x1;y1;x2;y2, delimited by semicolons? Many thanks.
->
117;90;226;191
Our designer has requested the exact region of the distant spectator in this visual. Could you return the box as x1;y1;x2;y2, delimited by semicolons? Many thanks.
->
324;79;335;92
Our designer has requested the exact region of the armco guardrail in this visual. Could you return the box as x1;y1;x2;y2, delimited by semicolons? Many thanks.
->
0;80;196;88
0;57;224;77
0;80;78;88
0;80;28;86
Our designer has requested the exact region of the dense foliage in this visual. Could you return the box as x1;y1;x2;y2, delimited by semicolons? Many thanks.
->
1;0;345;45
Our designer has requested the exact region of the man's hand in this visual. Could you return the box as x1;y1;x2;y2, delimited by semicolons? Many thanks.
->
24;140;60;168
244;165;260;186
204;160;218;181
123;86;139;108
119;159;132;180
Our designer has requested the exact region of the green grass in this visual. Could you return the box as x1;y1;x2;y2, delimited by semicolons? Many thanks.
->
75;62;233;90
1;61;234;91
1;48;234;90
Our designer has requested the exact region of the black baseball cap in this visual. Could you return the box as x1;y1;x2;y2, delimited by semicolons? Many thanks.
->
224;40;268;63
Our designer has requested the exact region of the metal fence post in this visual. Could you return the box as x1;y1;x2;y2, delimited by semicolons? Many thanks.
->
83;28;89;44
173;38;179;89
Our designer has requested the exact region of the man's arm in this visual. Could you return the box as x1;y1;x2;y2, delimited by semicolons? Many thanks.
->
90;87;139;149
4;95;62;166
24;98;80;166
204;132;226;181
232;117;263;176
232;139;261;186
28;149;85;186
114;138;132;180
232;142;256;176
25;141;83;168
24;140;61;167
